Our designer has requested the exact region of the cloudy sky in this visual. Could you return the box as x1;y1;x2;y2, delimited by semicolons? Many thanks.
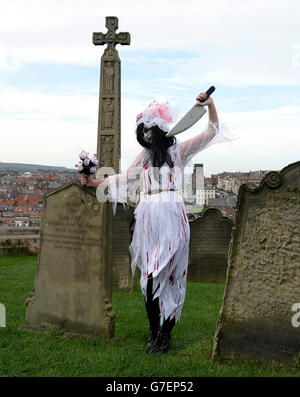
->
0;0;299;176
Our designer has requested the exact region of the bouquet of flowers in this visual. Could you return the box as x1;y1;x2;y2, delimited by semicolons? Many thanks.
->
75;151;98;175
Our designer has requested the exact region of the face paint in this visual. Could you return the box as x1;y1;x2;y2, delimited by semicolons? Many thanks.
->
143;128;152;143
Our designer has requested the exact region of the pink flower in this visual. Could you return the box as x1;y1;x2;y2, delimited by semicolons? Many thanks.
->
90;155;98;165
79;150;89;160
77;163;83;172
136;100;174;126
136;112;143;122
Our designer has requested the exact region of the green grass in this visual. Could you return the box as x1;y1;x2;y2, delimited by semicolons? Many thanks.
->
0;255;300;377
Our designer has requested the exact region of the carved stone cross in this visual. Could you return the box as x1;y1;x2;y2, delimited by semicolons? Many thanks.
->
93;16;131;173
20;17;132;341
93;16;130;57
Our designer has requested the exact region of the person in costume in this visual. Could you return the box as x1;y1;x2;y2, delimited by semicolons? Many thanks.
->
81;92;227;355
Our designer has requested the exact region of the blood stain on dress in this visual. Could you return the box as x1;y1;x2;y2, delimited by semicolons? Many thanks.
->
182;208;187;223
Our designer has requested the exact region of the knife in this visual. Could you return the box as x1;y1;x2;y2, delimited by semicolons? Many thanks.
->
166;86;215;137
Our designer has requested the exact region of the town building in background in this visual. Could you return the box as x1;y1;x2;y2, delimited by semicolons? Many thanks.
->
0;162;270;251
185;165;269;222
0;164;77;253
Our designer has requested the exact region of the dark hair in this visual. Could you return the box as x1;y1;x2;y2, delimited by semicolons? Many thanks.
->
136;123;176;170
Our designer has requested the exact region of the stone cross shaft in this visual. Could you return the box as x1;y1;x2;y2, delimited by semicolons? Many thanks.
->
93;16;130;173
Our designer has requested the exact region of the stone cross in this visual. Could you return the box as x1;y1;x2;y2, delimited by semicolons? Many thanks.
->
93;16;130;173
20;18;132;340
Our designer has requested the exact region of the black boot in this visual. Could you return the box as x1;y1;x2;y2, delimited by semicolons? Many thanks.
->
148;317;176;355
147;327;159;347
148;331;171;355
145;274;160;347
145;294;160;347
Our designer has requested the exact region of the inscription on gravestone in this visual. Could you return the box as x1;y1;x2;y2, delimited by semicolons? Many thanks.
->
212;161;300;362
188;208;233;283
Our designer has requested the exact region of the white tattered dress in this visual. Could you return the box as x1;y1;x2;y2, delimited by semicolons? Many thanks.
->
108;121;225;325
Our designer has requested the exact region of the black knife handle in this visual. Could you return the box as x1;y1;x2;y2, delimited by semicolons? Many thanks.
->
197;86;215;103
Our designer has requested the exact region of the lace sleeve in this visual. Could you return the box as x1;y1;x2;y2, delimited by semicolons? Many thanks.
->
178;120;234;167
106;149;145;215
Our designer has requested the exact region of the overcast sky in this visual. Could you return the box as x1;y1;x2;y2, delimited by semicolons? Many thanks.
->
0;0;300;176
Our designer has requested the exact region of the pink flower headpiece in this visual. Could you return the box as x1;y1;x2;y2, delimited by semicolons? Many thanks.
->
136;100;175;133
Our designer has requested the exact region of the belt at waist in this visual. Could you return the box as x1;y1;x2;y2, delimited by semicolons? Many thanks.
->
144;188;177;195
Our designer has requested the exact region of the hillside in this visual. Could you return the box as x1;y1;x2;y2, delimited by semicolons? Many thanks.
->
0;162;75;173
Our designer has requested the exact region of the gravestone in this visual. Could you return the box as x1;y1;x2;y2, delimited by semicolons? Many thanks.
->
212;161;300;362
21;182;115;337
112;203;137;291
188;208;233;283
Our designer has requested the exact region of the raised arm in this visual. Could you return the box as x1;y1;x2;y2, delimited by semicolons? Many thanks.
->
81;149;145;214
81;149;145;188
179;93;219;167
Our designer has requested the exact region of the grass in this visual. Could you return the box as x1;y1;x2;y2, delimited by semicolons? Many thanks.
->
0;255;300;377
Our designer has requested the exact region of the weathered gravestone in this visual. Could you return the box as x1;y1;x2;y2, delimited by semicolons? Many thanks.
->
112;203;137;291
21;182;115;337
188;208;233;283
212;161;300;362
